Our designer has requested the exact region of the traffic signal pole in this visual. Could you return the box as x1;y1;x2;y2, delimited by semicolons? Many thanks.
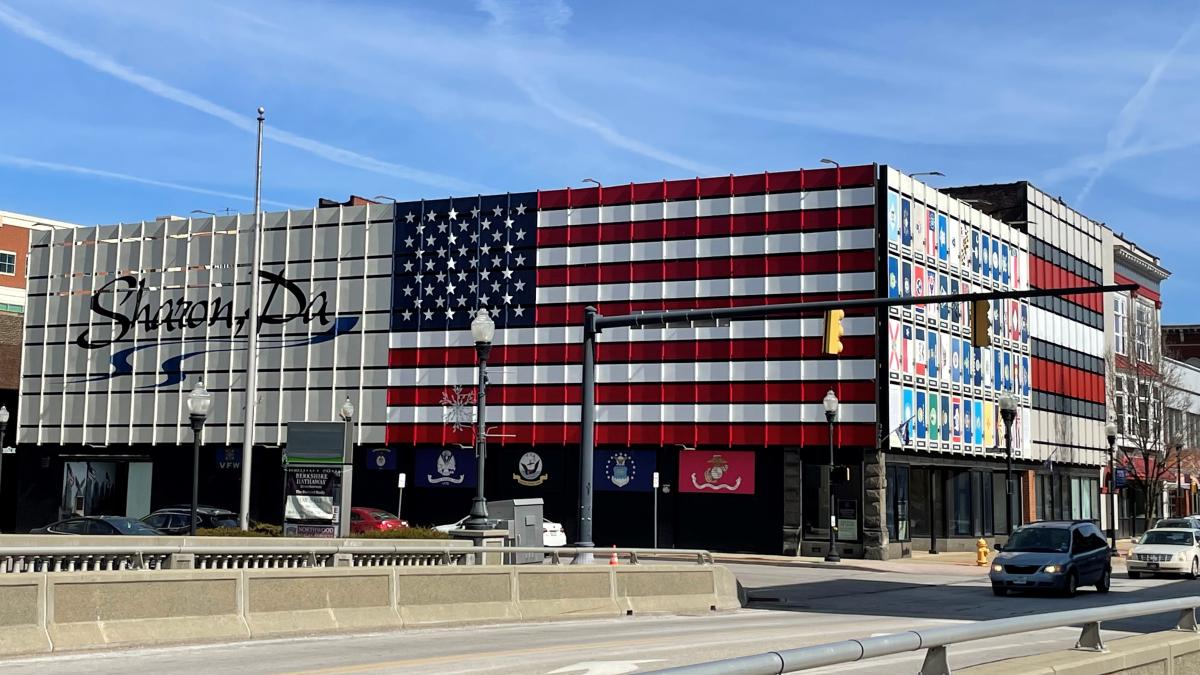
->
573;283;1137;555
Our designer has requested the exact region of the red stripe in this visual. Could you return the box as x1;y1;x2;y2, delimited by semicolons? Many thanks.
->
536;205;874;248
532;291;876;326
536;250;875;287
536;166;876;210
385;421;877;448
389;336;876;368
387;380;877;406
1029;256;1103;313
1031;357;1105;404
1116;272;1159;304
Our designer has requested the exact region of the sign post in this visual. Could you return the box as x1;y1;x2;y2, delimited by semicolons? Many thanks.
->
652;471;660;548
282;421;354;538
397;472;407;519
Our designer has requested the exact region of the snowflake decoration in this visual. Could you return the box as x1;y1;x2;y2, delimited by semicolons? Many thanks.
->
440;385;476;432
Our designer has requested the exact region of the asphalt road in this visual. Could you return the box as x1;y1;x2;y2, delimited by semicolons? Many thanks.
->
3;563;1198;674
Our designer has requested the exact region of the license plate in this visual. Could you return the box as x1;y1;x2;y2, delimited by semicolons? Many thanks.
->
1149;562;1159;569
1012;579;1028;585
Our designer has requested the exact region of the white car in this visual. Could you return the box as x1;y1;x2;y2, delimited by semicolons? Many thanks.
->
542;518;567;547
1127;528;1200;579
433;515;567;547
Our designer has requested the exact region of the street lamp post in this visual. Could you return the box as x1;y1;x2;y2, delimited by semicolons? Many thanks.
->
465;308;496;530
1177;442;1185;517
823;389;840;563
186;381;213;536
999;394;1017;536
1106;422;1118;555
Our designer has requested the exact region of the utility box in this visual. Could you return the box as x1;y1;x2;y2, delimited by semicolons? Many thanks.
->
488;498;544;564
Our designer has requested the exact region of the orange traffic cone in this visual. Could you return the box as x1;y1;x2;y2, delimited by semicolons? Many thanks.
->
609;545;619;566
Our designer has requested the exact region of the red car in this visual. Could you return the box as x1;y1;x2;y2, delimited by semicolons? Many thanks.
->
349;507;409;534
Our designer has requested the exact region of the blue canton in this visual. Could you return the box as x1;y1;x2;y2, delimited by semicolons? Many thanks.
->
391;193;538;331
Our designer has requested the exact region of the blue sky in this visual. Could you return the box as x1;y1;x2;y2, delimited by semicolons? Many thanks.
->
1;1;1198;320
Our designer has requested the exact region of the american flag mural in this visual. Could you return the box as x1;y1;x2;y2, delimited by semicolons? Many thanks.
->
386;166;879;448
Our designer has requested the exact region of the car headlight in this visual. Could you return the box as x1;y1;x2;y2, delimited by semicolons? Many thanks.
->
1042;564;1060;574
1178;552;1189;561
992;564;1003;572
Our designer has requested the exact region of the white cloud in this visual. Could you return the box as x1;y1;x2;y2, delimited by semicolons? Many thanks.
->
0;1;483;194
1072;14;1200;204
0;153;300;209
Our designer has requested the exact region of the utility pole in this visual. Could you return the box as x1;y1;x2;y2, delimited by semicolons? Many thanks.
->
239;106;265;531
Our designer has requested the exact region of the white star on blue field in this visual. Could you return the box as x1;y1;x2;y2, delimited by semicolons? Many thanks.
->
1;0;1198;320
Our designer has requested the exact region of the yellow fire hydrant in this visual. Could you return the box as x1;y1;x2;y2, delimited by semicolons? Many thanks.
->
976;538;990;566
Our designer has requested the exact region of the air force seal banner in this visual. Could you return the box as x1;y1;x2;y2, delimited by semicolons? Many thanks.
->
678;450;755;494
415;447;476;488
594;450;656;492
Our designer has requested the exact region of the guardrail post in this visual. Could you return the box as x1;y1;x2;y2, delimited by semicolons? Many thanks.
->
920;646;949;675
165;553;195;570
629;551;639;565
1075;621;1106;652
1178;608;1199;632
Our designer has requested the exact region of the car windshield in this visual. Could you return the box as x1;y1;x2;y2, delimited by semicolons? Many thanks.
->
1005;527;1070;552
368;510;397;521
1141;531;1196;546
106;518;162;535
1156;519;1193;529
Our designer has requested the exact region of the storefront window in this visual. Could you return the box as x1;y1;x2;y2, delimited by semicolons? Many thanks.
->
952;471;972;536
803;460;862;540
886;465;910;542
910;468;931;537
1071;477;1083;519
981;472;994;536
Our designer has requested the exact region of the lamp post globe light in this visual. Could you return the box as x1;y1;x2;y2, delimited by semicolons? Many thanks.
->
186;380;213;537
465;308;496;530
998;394;1017;536
1106;421;1118;554
0;404;9;442
340;396;355;422
823;389;840;563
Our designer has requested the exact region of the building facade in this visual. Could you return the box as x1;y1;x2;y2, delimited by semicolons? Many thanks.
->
13;166;1125;556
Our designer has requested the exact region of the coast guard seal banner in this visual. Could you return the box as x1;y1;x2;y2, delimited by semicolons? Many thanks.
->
678;450;755;495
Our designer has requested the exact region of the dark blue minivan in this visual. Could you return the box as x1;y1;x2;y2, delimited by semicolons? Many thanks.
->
989;521;1112;596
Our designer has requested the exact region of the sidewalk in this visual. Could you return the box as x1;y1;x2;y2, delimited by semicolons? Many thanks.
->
712;538;1136;576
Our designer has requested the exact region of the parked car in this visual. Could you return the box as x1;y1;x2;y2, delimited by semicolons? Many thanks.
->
989;521;1112;597
350;507;408;534
1128;528;1200;579
434;515;568;546
542;518;567;547
32;516;163;536
1154;517;1200;531
141;507;239;535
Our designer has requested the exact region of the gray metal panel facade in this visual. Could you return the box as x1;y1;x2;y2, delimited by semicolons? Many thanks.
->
19;204;395;447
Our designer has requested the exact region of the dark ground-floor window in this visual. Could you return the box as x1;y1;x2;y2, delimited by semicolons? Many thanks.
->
910;467;931;537
952;471;972;536
887;464;910;542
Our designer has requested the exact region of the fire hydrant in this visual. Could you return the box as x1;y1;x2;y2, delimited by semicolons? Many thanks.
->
976;538;991;566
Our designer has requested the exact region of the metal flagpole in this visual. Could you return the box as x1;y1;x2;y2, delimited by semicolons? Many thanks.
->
239;106;265;531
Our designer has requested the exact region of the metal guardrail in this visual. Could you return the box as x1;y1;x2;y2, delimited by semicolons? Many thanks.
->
656;596;1200;675
0;544;712;573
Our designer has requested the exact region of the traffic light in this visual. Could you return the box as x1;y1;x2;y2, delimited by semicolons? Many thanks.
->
823;309;846;355
970;299;991;348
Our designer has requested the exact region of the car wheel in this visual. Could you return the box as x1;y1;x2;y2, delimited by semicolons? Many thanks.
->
1063;571;1078;597
991;584;1007;597
1190;558;1199;581
1128;570;1141;580
1096;567;1110;593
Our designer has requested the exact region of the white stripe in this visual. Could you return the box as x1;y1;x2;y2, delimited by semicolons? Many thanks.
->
535;229;874;267
1028;306;1103;356
536;187;874;228
385;403;876;424
535;272;875;304
387;359;877;387
388;317;876;349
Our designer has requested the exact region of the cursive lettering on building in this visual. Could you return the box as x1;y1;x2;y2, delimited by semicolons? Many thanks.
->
75;270;332;349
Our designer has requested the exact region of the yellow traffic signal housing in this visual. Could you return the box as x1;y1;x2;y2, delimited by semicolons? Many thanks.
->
823;309;846;355
970;299;992;348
